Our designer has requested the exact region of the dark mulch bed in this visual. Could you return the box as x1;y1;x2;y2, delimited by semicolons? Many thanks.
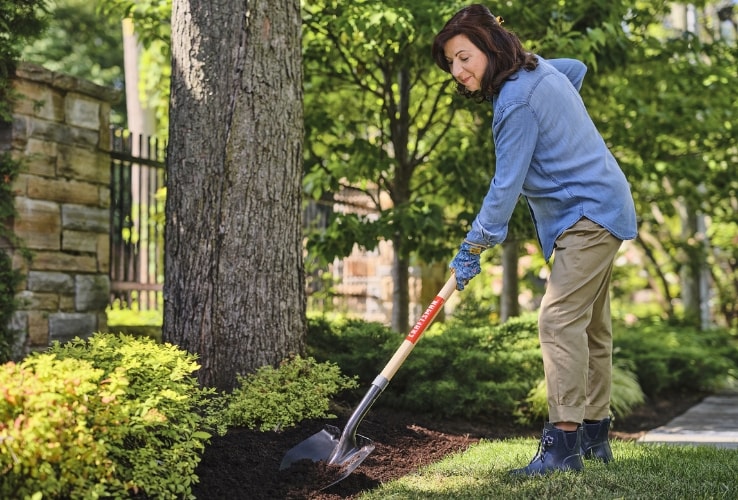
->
192;391;706;500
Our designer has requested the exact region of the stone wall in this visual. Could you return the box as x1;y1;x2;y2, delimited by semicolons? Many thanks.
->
4;63;119;357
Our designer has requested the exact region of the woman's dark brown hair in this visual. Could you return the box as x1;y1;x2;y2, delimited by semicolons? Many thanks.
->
432;4;538;99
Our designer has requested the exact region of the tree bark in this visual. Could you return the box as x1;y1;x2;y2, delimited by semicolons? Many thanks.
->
165;0;305;390
500;240;520;322
391;251;410;333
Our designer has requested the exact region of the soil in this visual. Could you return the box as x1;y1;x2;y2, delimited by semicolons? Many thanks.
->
192;391;706;500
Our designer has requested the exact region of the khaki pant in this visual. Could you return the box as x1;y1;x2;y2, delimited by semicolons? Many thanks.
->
538;218;623;423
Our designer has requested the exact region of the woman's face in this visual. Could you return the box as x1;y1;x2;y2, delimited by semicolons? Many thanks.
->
443;34;488;92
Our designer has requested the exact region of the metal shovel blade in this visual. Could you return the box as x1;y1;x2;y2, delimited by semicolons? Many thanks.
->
279;424;375;489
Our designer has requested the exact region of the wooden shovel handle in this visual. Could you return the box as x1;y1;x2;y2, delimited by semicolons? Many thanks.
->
378;275;457;382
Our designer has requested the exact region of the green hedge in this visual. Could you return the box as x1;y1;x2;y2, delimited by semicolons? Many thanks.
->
307;315;544;419
308;314;738;422
614;322;738;396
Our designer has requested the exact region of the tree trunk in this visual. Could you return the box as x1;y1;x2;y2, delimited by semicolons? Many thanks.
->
419;261;447;324
165;0;305;390
391;250;410;333
679;199;709;329
500;240;520;322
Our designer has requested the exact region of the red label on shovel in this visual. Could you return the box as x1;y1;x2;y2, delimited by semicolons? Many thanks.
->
405;296;445;344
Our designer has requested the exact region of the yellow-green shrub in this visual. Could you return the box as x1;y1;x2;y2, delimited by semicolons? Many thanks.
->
220;355;358;432
0;355;129;498
1;334;214;499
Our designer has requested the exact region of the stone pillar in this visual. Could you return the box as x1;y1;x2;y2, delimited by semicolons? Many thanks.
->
5;63;120;356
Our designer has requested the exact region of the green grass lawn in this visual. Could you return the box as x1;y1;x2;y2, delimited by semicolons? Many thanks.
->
361;439;738;499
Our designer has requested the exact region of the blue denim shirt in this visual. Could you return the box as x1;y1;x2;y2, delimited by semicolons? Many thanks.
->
466;57;637;261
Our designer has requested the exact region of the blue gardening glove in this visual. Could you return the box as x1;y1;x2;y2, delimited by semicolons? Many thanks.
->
449;241;486;291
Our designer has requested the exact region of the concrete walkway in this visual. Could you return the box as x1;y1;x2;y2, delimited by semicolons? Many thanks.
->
638;389;738;450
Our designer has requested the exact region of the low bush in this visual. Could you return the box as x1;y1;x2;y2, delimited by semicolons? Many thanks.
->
614;322;738;396
308;314;738;423
0;355;123;499
1;333;214;499
218;355;358;432
308;315;543;419
307;315;399;386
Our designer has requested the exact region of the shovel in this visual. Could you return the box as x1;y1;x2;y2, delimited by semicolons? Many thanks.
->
280;275;458;488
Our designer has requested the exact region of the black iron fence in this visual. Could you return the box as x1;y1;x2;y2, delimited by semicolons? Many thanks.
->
109;127;166;310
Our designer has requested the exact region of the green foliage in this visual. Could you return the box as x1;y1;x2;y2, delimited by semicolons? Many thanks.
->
102;0;170;47
588;8;738;327
11;333;215;499
301;0;479;267
307;315;400;385
0;154;27;362
306;315;736;424
106;304;163;327
219;355;358;432
307;315;543;419
614;321;738;397
0;1;49;109
0;248;23;362
100;0;172;136
389;320;543;418
0;355;122;498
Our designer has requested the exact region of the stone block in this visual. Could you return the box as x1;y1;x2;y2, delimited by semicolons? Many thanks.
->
65;93;101;130
15;290;60;311
28;310;50;346
62;229;98;253
32;251;97;272
75;274;110;312
12;80;64;122
16;63;120;104
99;185;110;208
62;204;108;233
57;145;108;184
11;173;27;197
11;252;30;275
97;312;107;334
68;126;104;149
27;176;100;205
27;270;75;294
9;312;28;361
13;197;61;250
49;312;96;343
97;233;110;273
26;117;69;144
24;137;59;169
11;116;29;149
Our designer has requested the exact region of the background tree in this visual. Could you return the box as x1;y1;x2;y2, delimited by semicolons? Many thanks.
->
588;1;738;328
43;0;736;335
301;0;647;330
165;0;305;389
302;0;474;332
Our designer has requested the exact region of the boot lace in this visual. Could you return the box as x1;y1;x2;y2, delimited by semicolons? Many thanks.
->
531;433;555;463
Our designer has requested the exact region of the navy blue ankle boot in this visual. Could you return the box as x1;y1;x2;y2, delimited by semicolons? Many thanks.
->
581;417;614;463
510;423;584;476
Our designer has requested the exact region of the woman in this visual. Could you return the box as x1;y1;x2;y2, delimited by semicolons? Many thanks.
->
432;5;637;476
